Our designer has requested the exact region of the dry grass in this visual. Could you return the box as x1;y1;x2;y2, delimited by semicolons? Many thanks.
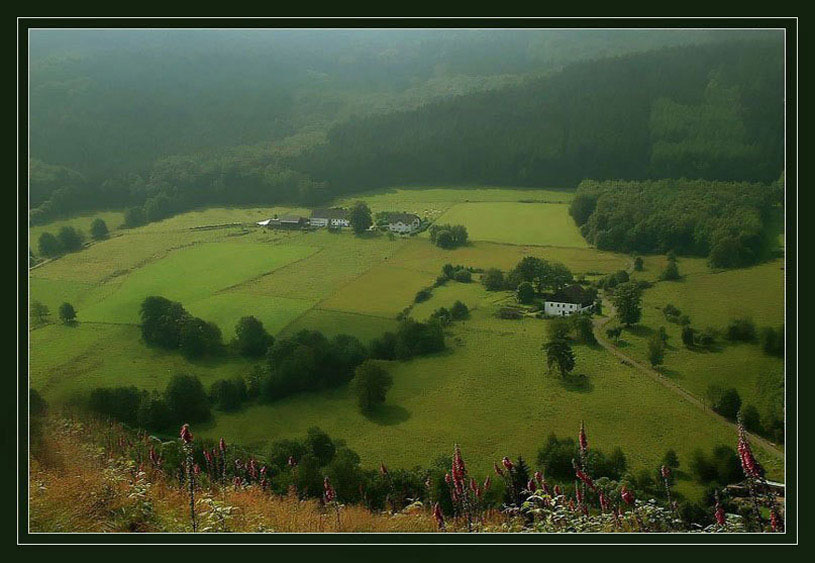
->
28;415;482;533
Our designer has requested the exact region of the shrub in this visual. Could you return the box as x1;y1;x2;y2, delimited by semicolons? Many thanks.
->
140;296;188;349
180;317;223;359
516;282;535;304
706;385;741;420
634;256;644;271
739;404;762;434
210;377;248;411
414;288;432;303
37;232;61;257
165;374;211;423
90;218;109;240
647;332;665;367
696;327;717;348
235;316;273;357
660;260;680;281
450;300;470;320
453;269;472;283
481;268;505;291
759;325;784;357
725;317;756;342
662;303;681;322
681;326;696;348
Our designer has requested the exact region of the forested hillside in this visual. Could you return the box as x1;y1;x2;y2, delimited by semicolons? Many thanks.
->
298;40;783;191
29;32;783;228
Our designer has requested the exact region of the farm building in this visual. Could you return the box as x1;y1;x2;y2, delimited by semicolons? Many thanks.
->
544;285;596;317
386;212;421;234
258;215;309;229
310;208;350;228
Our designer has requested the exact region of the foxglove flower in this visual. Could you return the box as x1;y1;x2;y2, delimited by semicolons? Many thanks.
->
180;424;193;444
323;476;336;503
379;462;388;477
534;471;543;486
620;486;635;506
432;503;445;530
493;462;505;477
579;420;588;454
660;465;671;479
737;423;761;479
501;457;514;472
483;476;491;491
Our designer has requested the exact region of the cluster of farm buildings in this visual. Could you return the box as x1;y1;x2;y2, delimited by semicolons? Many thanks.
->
256;206;593;317
256;207;422;234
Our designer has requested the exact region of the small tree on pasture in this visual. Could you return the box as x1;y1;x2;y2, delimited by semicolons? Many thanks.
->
634;256;644;271
57;226;84;252
352;360;393;414
516;282;535;304
647;332;665;368
611;282;642;326
543;337;575;378
58;302;76;325
660;260;680;281
31;300;50;326
481;268;505;291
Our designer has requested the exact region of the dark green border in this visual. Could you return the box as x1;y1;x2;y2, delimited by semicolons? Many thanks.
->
16;17;798;547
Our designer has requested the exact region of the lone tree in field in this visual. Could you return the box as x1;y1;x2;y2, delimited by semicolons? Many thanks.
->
543;336;575;378
31;300;50;326
90;218;109;240
352;360;393;414
38;232;61;257
58;302;76;325
349;201;372;234
660;259;680;281
647;332;665;368
634;256;644;271
235;315;273;357
611;281;642;326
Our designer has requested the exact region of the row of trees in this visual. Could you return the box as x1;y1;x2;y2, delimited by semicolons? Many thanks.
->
35;220;108;259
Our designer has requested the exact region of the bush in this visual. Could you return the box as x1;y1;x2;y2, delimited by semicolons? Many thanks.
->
481;268;505;291
759;325;784;357
739;404;762;434
429;224;468;248
140;296;188;349
706;385;741;420
90;218;109;239
37;232;62;257
450;300;469;320
662;303;681;322
179;317;223;358
414;288;432;303
681;326;696;348
235;316;273;357
696;327;717;348
165;373;211;423
725;317;756;342
647;332;665;367
634;256;644;271
453;269;472;283
210;377;248;411
123;206;146;228
660;260;680;281
516;281;535;304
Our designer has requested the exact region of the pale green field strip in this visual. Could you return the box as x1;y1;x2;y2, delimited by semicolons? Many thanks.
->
389;239;626;275
427;201;588;247
78;242;319;325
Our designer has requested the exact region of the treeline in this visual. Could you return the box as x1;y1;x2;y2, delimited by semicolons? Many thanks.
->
296;40;783;191
570;178;782;268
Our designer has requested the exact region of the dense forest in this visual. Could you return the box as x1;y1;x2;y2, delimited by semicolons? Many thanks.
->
29;31;783;230
570;178;783;267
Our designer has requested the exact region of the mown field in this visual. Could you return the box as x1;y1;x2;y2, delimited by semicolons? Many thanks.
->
28;187;785;496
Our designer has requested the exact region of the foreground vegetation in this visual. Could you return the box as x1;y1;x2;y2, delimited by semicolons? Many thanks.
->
29;409;783;533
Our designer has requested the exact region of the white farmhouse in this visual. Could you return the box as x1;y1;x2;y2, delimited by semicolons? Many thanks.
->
310;208;350;228
386;212;421;234
544;285;596;317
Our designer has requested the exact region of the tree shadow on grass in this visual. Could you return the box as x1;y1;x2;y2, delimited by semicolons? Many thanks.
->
364;404;411;426
661;368;683;380
560;373;594;393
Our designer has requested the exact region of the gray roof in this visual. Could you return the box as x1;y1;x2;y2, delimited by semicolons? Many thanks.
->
388;212;420;224
311;208;349;220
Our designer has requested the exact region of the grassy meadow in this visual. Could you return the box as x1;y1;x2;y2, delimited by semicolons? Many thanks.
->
28;187;785;498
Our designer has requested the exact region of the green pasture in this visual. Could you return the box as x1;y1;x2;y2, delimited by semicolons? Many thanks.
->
427;201;588;247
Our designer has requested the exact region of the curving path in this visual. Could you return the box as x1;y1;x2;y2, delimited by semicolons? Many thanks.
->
592;298;783;460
